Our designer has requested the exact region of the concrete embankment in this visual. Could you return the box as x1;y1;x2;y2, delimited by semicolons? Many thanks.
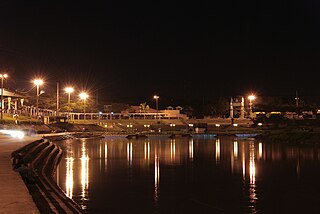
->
12;138;83;213
0;135;40;214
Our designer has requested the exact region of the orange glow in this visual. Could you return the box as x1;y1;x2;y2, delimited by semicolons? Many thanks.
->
33;79;43;86
65;87;74;93
79;92;89;100
248;95;256;101
65;157;74;199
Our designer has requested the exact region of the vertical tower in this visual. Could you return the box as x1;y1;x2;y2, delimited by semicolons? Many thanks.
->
240;97;245;119
230;97;234;118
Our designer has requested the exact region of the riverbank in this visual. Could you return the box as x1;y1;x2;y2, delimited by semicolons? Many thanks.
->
0;135;41;214
11;138;83;213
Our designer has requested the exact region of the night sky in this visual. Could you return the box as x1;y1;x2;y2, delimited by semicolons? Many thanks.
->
0;0;320;105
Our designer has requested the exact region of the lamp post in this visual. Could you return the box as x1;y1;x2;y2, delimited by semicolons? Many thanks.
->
65;87;74;118
153;95;159;119
33;79;43;118
0;74;8;120
248;95;256;119
79;92;89;118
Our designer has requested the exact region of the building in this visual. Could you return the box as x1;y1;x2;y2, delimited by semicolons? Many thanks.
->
230;96;245;119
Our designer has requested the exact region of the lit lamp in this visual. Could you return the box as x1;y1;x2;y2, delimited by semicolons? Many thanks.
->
153;95;159;119
170;123;176;132
144;124;150;132
33;79;43;118
79;92;89;115
65;87;74;116
248;95;256;119
0;74;8;120
127;124;133;133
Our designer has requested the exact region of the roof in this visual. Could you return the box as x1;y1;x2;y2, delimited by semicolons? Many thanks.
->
1;89;25;98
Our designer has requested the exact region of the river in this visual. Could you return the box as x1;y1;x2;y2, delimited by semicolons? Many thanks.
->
55;135;320;213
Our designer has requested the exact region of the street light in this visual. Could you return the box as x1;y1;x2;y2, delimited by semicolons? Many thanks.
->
79;92;89;116
170;123;176;133
0;74;8;120
65;87;74;117
153;95;159;119
248;94;256;119
144;124;150;132
33;79;43;118
127;124;133;133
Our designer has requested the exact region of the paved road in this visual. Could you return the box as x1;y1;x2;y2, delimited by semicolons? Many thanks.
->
0;134;40;214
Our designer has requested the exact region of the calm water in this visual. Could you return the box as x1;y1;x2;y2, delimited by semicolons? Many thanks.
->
55;136;320;213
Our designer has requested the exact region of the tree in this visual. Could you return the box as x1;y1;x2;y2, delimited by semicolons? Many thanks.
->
139;102;150;119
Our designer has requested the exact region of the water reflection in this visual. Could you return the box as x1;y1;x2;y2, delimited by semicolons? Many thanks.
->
189;139;193;160
170;139;176;161
66;157;74;198
154;154;160;204
80;141;89;204
215;139;220;163
105;143;108;172
234;140;238;159
249;142;257;212
258;142;263;159
242;143;246;179
144;141;151;161
55;137;320;213
127;142;133;166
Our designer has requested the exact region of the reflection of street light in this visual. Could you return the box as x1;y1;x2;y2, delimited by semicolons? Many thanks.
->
153;95;159;119
79;92;89;115
65;87;74;117
0;74;8;120
248;95;256;119
34;79;43;118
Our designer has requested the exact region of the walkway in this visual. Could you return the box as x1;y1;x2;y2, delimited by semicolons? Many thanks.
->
0;135;40;214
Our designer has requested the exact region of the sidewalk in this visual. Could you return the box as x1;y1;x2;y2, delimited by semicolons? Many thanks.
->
0;135;41;214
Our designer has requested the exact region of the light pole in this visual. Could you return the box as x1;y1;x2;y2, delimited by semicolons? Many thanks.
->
79;92;89;118
0;74;8;120
33;79;43;118
65;87;74;118
153;95;159;119
248;95;256;119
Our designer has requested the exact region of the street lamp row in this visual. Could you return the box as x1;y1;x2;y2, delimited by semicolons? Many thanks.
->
32;79;90;117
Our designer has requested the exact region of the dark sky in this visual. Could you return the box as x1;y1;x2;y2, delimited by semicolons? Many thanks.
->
0;0;320;105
